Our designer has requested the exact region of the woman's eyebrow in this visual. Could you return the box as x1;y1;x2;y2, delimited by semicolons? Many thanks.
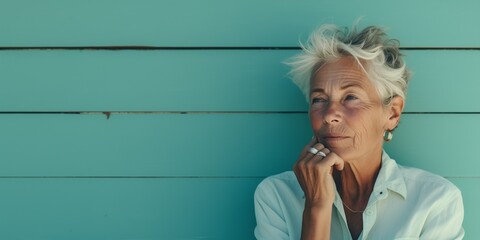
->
310;82;364;94
310;88;325;94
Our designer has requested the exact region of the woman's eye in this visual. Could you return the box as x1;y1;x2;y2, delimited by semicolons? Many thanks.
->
311;97;327;104
345;95;358;101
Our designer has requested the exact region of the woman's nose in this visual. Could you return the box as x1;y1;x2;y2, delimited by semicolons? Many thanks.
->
323;102;342;124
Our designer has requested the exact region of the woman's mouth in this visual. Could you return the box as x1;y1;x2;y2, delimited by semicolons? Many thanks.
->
324;136;348;140
322;136;350;144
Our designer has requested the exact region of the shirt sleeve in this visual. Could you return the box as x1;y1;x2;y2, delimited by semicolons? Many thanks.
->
254;178;290;240
420;187;465;240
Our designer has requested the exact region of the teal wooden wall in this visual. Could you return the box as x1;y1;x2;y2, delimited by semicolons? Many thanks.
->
0;1;479;239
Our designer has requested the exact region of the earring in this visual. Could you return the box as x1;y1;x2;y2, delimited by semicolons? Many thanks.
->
383;130;393;142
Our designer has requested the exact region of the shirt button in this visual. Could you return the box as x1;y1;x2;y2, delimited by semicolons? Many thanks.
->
365;209;373;216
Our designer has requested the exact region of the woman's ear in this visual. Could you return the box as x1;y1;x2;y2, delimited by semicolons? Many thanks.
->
387;96;405;130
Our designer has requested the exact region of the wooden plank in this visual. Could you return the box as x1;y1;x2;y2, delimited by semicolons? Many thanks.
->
0;50;478;112
0;177;476;239
0;113;311;177
0;50;304;112
0;178;260;240
384;114;480;177
0;0;478;47
404;51;480;112
0;113;478;177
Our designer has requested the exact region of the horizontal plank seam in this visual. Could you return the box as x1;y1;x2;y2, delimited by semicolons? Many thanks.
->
0;111;479;115
0;46;480;51
0;176;476;179
0;176;266;179
0;111;307;114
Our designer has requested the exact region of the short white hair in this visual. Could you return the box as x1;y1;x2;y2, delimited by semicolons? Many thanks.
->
286;24;411;105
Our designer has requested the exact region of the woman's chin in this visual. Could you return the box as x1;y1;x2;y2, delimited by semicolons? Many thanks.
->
327;146;354;160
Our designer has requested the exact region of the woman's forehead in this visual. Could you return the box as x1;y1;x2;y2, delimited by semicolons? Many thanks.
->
311;58;370;88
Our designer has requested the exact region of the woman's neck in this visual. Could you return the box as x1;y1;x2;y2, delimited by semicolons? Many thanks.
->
334;150;383;209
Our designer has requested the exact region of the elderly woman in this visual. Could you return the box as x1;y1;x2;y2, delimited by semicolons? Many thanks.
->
254;24;464;240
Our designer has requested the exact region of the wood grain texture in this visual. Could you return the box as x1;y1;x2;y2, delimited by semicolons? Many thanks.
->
0;113;478;177
0;50;478;112
0;0;478;47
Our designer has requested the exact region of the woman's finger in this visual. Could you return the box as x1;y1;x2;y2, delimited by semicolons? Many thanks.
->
319;148;330;156
321;152;344;171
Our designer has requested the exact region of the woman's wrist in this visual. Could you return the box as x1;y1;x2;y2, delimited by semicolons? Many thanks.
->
304;200;333;212
301;204;332;239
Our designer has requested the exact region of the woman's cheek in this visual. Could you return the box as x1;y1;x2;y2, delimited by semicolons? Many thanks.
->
350;120;370;150
309;110;323;130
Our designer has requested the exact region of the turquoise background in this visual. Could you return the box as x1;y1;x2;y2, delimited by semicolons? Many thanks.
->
0;1;479;239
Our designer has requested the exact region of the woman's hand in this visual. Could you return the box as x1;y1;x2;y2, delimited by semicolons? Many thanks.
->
293;137;345;209
294;137;345;239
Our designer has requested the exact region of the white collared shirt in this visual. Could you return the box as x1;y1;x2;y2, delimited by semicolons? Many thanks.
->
254;151;464;239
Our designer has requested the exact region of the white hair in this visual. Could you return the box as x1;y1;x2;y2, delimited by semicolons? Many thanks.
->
286;24;412;105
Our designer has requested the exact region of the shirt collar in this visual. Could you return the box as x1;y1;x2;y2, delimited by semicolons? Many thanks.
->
373;150;407;199
331;150;407;220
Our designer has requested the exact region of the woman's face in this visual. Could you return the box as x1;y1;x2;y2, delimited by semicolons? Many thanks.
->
309;57;392;161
